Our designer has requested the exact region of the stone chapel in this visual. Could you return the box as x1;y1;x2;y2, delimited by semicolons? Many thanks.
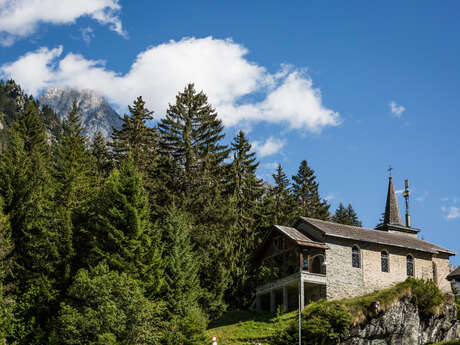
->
254;176;455;313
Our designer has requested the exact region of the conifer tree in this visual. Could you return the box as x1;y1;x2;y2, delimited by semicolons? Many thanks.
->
0;102;58;344
292;160;330;220
227;131;264;307
332;203;362;227
90;131;112;183
264;164;297;227
158;84;232;316
158;83;229;198
54;101;94;280
88;156;163;297
161;207;202;317
110;96;158;175
0;196;13;342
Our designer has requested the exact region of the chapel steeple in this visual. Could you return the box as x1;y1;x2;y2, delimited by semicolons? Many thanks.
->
383;176;403;226
377;172;420;236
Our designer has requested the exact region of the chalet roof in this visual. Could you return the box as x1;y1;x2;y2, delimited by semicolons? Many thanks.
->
273;225;327;249
447;266;460;280
299;217;455;256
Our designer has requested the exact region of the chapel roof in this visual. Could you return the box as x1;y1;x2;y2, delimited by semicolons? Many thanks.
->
447;266;460;280
298;217;455;256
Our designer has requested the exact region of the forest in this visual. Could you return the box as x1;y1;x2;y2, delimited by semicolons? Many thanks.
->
0;79;361;345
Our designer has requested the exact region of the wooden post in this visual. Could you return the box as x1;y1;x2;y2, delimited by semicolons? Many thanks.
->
299;247;304;271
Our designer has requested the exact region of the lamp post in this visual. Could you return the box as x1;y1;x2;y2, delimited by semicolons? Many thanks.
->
298;279;301;345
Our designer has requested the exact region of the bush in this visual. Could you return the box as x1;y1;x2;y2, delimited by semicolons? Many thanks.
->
406;278;444;315
272;301;352;345
53;263;166;345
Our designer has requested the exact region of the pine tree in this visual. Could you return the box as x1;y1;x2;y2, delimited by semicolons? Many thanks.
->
54;100;94;280
292;160;330;220
0;102;58;344
332;203;362;227
88;156;163;297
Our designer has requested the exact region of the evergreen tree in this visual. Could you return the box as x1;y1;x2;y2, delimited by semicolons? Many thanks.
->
55;263;166;345
227;131;264;307
292;160;330;220
158;84;232;316
0;102;58;344
158;83;229;198
0;196;14;342
332;203;362;227
88;156;163;297
110;96;158;175
54;100;94;280
90;131;112;183
161;207;201;316
263;164;297;227
159;206;208;345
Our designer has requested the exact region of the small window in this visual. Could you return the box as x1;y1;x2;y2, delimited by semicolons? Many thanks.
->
352;246;360;268
381;251;389;272
407;255;414;276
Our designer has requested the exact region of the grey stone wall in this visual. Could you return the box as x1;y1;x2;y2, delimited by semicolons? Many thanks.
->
324;237;452;300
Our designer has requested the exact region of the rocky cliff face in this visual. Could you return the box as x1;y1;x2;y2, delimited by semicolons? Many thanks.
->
341;297;459;345
39;88;122;141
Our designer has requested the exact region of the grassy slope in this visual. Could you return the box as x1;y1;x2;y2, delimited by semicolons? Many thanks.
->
206;310;296;345
206;279;458;345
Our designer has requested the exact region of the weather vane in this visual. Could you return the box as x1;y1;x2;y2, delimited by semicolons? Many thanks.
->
388;165;393;177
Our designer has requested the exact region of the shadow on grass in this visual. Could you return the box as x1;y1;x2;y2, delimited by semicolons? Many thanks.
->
209;309;296;329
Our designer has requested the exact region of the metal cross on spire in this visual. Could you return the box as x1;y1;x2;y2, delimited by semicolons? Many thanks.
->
388;165;393;177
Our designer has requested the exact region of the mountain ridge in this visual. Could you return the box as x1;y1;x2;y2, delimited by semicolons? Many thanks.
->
39;87;122;141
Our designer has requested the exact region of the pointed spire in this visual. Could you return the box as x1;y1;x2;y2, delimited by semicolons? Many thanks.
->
384;176;402;226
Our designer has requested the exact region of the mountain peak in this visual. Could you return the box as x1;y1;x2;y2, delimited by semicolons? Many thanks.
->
39;87;122;141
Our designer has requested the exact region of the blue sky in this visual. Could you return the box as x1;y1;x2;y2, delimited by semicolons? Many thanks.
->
1;1;459;264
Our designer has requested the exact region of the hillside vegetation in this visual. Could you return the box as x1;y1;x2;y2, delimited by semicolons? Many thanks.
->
209;279;458;345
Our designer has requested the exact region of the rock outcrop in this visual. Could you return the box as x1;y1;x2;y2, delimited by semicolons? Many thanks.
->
341;297;459;345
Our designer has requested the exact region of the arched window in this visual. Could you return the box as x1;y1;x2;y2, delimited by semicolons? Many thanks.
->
407;255;414;276
381;251;389;272
352;246;360;268
432;262;438;285
312;255;325;274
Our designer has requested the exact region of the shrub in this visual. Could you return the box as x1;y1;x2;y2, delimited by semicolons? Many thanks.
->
272;301;352;345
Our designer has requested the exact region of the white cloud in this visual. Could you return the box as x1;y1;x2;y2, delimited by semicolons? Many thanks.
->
253;137;286;158
325;193;336;201
389;101;405;117
0;0;125;46
0;37;341;132
395;189;404;195
80;27;94;44
442;206;460;220
262;162;279;170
